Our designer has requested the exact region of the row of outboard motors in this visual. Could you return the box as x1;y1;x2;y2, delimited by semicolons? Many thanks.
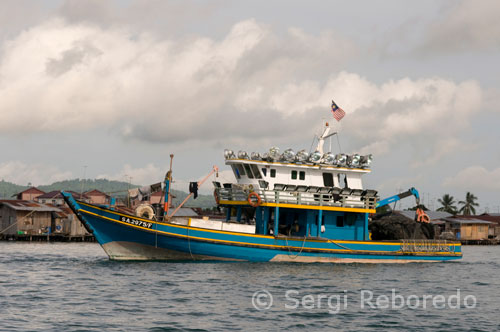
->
224;147;372;168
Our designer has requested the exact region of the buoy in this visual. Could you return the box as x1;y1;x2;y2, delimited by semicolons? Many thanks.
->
248;192;262;207
135;204;155;220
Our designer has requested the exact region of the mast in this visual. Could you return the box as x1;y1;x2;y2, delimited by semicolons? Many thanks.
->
316;122;336;154
164;154;174;218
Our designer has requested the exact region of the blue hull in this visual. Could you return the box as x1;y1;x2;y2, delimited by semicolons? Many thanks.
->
64;197;462;263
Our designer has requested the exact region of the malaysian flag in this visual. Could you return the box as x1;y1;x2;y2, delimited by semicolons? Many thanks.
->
331;100;345;121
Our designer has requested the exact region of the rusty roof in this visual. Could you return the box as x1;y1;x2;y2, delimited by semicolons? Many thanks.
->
450;214;500;225
445;217;493;225
12;187;45;197
85;189;110;197
38;190;89;200
0;200;61;212
37;190;62;199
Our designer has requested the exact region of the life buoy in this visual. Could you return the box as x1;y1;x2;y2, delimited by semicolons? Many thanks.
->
247;192;262;207
213;189;220;205
135;204;155;220
416;208;430;223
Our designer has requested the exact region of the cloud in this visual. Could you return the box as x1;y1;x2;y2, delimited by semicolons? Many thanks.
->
443;166;500;191
0;161;73;186
0;15;483;167
96;163;163;186
0;17;353;144
266;72;482;165
419;0;500;54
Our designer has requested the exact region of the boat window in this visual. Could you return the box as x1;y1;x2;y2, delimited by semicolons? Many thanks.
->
291;170;297;180
270;169;276;178
231;165;241;179
338;173;347;188
244;164;254;179
299;171;305;180
336;216;344;227
261;168;267;177
250;164;262;179
323;173;334;187
235;164;245;176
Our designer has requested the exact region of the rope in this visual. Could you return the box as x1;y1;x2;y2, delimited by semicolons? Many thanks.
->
309;135;317;154
187;226;195;260
285;236;307;259
328;239;403;254
155;222;158;248
0;221;18;234
336;133;342;153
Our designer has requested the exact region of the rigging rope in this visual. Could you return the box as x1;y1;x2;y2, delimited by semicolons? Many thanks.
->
285;236;307;259
187;226;195;260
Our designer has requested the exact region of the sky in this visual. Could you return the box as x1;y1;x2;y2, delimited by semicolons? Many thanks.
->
0;0;499;211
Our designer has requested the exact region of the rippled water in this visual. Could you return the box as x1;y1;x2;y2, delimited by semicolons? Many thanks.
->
0;243;499;331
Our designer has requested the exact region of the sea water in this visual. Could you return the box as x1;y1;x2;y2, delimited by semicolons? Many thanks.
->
0;243;499;331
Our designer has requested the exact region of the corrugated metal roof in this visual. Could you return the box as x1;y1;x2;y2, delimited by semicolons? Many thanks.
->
37;190;61;199
0;200;61;212
445;217;493;224
37;190;89;200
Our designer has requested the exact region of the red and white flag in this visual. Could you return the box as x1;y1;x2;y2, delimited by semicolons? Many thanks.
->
331;100;345;122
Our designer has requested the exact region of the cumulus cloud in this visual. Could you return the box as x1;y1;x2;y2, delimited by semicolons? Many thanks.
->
0;161;73;186
443;166;500;191
264;72;482;165
96;163;163;186
419;0;500;53
0;17;354;143
0;14;483;167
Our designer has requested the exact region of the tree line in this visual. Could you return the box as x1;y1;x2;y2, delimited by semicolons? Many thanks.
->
437;192;480;215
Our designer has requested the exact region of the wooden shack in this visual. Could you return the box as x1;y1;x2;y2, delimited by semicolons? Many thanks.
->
13;187;45;201
0;200;61;236
445;217;492;240
84;189;110;205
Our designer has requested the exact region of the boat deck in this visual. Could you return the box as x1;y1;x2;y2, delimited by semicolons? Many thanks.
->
215;184;378;210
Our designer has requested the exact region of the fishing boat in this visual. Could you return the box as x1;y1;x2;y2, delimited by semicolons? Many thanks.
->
62;122;462;263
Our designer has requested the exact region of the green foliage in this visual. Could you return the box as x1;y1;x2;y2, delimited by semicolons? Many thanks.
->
170;189;216;208
458;192;479;216
0;179;27;199
0;179;216;208
437;194;457;215
40;178;138;196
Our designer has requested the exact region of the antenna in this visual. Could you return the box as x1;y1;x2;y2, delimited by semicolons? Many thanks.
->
80;165;87;197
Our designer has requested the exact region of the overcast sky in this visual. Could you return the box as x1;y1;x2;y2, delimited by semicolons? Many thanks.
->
0;0;499;211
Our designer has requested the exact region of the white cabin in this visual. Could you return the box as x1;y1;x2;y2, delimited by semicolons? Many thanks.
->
223;123;372;192
225;159;369;190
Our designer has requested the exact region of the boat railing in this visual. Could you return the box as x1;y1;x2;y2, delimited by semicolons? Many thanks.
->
400;239;459;253
216;186;378;210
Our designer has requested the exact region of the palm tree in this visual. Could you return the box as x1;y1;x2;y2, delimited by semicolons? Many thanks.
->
458;192;479;215
437;194;457;215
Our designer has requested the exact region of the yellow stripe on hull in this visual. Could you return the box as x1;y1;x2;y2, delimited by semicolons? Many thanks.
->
79;209;461;257
219;199;376;213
